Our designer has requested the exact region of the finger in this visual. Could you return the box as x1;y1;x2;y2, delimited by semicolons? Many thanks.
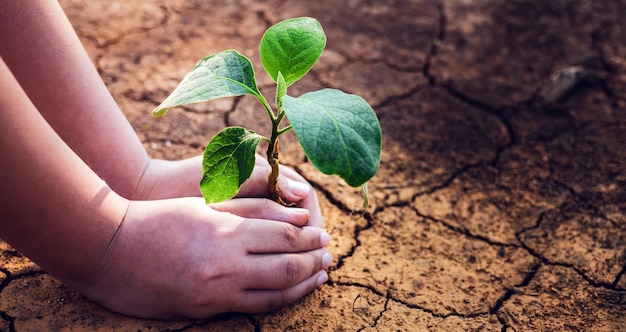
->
209;198;309;226
235;220;330;254
276;165;311;201
274;167;323;227
237;156;314;204
230;270;329;314
241;248;332;290
295;187;323;228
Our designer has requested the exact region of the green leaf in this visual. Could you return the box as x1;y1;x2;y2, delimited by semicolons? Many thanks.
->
276;71;287;110
283;89;381;187
260;17;326;86
200;127;261;204
152;50;261;117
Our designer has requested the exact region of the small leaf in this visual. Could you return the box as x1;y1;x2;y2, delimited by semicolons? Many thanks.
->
260;17;326;86
283;89;381;187
200;127;261;204
276;71;287;110
153;50;261;117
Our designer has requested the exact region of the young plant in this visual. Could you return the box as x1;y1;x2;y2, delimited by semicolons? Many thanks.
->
152;17;381;207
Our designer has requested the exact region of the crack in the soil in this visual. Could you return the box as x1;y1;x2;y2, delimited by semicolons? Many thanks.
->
371;159;501;218
515;211;626;292
0;267;11;292
373;82;429;111
490;262;542;315
306;1;444;108
0;269;47;332
335;280;440;316
545;163;626;243
372;86;517;204
490;261;542;332
372;291;391;330
519;239;626;292
614;265;626;289
336;279;502;323
0;267;15;332
249;314;261;332
441;84;517;148
421;0;446;86
359;1;446;110
355;290;391;332
0;267;45;295
0;311;15;332
411;205;519;247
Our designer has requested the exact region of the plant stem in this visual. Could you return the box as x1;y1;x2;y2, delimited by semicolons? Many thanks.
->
277;125;292;136
266;107;293;204
265;83;296;204
258;95;277;121
266;111;284;203
266;136;282;203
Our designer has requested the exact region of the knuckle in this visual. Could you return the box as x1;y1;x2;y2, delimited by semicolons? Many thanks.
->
281;256;300;284
279;225;300;247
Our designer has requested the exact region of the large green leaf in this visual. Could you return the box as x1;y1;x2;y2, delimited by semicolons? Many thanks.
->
152;50;261;117
260;17;326;87
200;127;261;204
282;89;381;187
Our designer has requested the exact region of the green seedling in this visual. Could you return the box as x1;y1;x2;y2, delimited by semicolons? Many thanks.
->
152;17;381;207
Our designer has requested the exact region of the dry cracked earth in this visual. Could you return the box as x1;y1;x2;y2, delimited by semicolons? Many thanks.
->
1;0;625;331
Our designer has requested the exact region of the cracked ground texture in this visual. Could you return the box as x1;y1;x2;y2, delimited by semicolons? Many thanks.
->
1;0;625;331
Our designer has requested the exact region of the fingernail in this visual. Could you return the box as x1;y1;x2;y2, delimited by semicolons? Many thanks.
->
288;178;310;197
317;271;329;286
322;252;333;268
320;231;331;247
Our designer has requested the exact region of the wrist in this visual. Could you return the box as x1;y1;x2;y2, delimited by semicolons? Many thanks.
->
47;190;129;291
130;157;202;200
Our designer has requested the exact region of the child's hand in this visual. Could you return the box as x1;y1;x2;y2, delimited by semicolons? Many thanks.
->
132;155;323;227
80;197;331;319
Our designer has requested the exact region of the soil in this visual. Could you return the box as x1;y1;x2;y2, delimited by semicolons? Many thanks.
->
1;0;625;331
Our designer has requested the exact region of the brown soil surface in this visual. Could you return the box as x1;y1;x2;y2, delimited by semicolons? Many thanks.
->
2;0;625;331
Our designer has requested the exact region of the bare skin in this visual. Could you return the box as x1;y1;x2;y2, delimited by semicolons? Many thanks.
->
0;0;328;319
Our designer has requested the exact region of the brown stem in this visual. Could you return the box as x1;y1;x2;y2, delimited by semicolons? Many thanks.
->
267;138;282;203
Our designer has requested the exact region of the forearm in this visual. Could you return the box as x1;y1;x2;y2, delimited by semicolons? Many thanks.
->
0;58;127;286
0;0;149;198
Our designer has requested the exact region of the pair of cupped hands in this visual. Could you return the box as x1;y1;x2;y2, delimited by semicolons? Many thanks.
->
82;155;331;320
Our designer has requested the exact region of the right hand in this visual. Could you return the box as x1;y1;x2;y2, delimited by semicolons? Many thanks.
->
77;197;331;319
